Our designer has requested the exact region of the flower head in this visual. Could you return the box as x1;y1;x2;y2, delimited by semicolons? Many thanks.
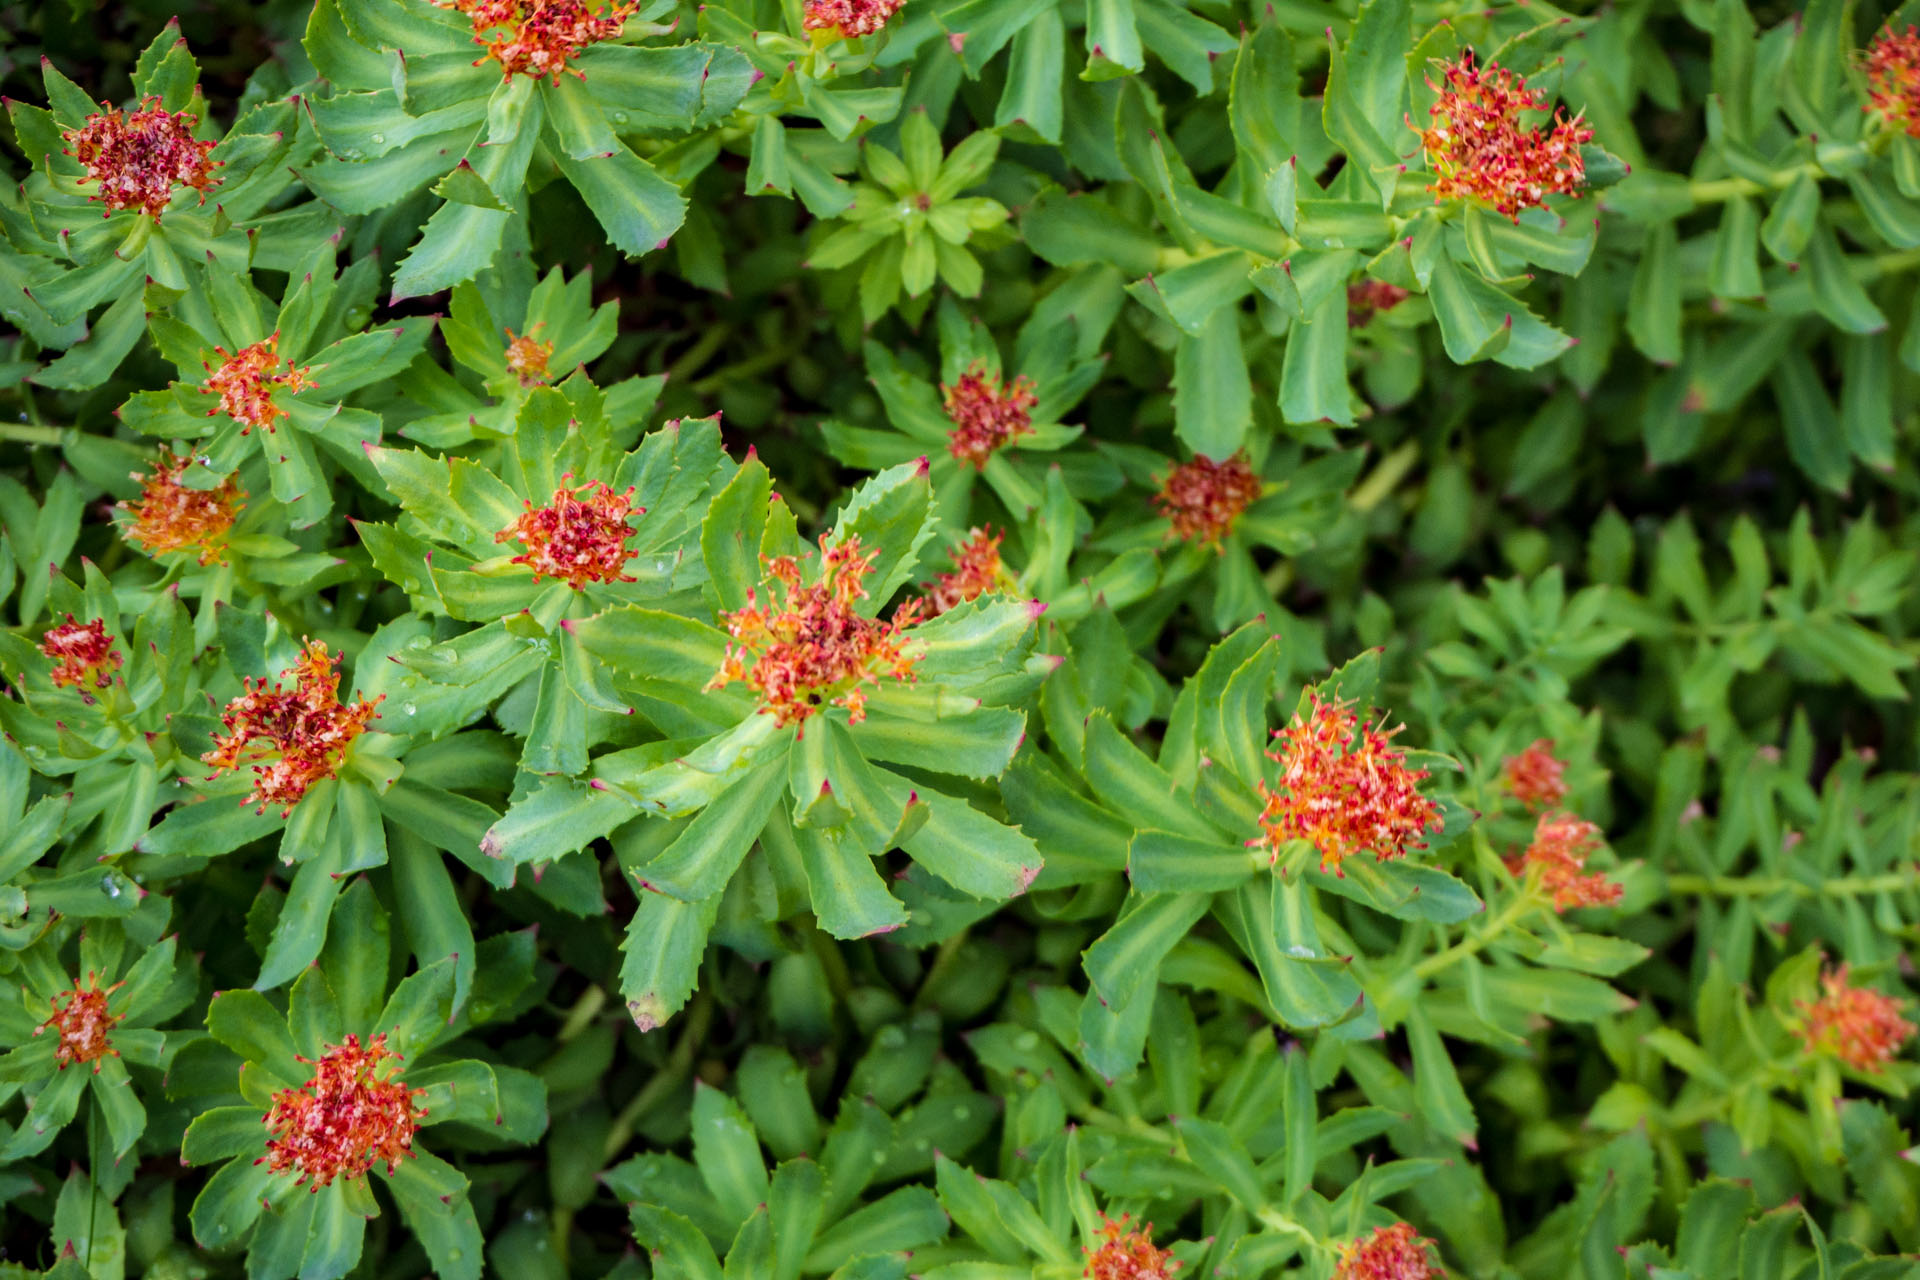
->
1155;451;1262;549
1083;1213;1179;1280
802;0;906;37
120;453;244;565
1335;1223;1438;1280
1501;739;1567;810
1253;695;1440;875
925;526;1013;614
204;335;315;434
708;537;922;729
262;1033;425;1189
944;363;1037;469
440;0;637;83
495;478;641;589
37;974;124;1071
504;326;554;387
40;615;122;692
203;641;383;815
1507;811;1620;911
61;96;219;220
1419;50;1592;220
1348;279;1411;327
1798;964;1916;1073
1865;26;1920;137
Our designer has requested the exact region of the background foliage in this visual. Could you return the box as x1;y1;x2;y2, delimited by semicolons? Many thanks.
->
2;0;1919;1275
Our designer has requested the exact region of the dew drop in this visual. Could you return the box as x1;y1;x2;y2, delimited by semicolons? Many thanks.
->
611;111;630;124
370;133;386;145
404;703;417;716
1287;944;1316;959
101;873;122;899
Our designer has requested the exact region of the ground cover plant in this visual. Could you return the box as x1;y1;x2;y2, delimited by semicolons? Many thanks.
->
0;0;1919;1273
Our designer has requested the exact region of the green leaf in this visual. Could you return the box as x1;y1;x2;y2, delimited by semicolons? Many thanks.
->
1083;891;1211;1009
1127;830;1258;894
693;1082;770;1228
620;888;719;1030
385;1151;484;1280
803;1187;948;1273
633;754;788;901
1407;1003;1476;1147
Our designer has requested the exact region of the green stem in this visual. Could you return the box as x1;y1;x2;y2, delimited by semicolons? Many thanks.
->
690;340;805;397
556;984;606;1042
663;324;733;387
1410;887;1537;982
600;991;714;1164
1350;442;1420;515
0;422;64;445
1665;870;1918;897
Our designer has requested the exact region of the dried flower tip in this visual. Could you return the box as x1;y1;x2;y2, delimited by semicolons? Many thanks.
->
204;335;314;434
944;362;1038;469
36;973;124;1070
440;0;637;83
1347;279;1411;327
1335;1223;1439;1280
925;526;1013;614
1083;1213;1179;1280
41;615;122;692
1155;452;1262;549
504;326;554;387
802;0;906;37
1866;26;1920;137
496;478;641;589
1419;50;1592;220
61;96;219;220
203;640;382;816
709;536;923;729
1799;964;1917;1073
120;453;244;565
263;1033;425;1188
1253;695;1440;875
1508;810;1620;911
1501;738;1567;810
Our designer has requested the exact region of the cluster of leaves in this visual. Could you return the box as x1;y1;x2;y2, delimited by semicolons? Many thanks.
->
1;0;1919;1275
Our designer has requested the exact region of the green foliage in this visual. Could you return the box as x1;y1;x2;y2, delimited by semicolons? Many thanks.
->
2;0;1920;1275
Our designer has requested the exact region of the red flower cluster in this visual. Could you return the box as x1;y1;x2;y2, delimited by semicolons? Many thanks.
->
709;537;922;729
1253;695;1440;875
497;479;641;589
1335;1223;1439;1280
802;0;906;37
1865;26;1920;137
37;974;124;1070
441;0;637;83
204;335;314;434
1501;738;1567;810
1509;811;1620;911
61;96;219;220
40;615;122;692
1083;1213;1179;1280
1347;279;1411;327
943;363;1038;469
504;326;554;386
925;526;1011;614
1418;50;1592;220
1799;965;1916;1073
120;453;244;565
203;641;383;815
1155;451;1262;549
262;1034;425;1189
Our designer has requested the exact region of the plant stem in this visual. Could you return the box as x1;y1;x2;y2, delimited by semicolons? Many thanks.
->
1409;889;1536;982
1665;870;1918;897
600;991;714;1164
0;422;64;445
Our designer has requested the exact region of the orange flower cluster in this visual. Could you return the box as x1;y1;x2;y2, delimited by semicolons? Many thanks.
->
1419;50;1592;220
1083;1213;1179;1280
120;453;244;565
262;1034;424;1189
1335;1223;1438;1280
1501;738;1567;810
204;335;314;434
1155;452;1262;549
504;326;554;386
925;527;1012;614
441;0;637;83
1253;695;1440;875
496;479;641;589
709;537;923;729
1799;965;1916;1073
802;0;906;37
61;96;219;220
1509;811;1620;911
1865;26;1920;137
37;974;124;1070
203;641;383;815
1347;279;1410;327
944;363;1038;469
40;615;122;692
